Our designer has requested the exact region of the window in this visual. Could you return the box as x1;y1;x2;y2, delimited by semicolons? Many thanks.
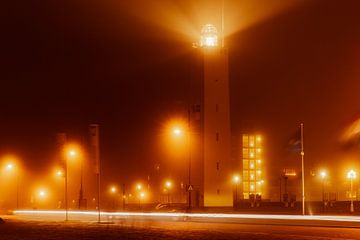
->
243;182;249;192
243;159;249;170
249;160;255;169
243;171;249;180
242;148;249;158
242;135;249;147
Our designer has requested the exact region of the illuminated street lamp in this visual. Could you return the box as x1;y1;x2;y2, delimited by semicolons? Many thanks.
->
347;169;357;213
164;180;172;206
173;128;182;136
109;185;118;210
64;147;78;221
232;175;241;207
4;161;20;209
57;170;63;177
110;186;117;193
139;192;145;210
319;170;327;211
171;125;192;211
136;184;142;191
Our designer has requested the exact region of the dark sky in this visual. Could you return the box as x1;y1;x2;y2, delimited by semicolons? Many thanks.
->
1;0;360;198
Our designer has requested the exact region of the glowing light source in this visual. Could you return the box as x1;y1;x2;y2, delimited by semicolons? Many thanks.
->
56;170;63;177
347;169;357;179
38;190;47;198
200;24;218;47
140;192;145;198
110;186;117;193
233;175;240;184
136;184;142;191
320;171;327;179
6;163;14;170
165;180;172;189
173;128;182;136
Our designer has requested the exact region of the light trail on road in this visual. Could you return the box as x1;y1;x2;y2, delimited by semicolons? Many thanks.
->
13;210;360;223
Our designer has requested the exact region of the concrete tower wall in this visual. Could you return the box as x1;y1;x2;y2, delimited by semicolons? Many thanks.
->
203;48;232;207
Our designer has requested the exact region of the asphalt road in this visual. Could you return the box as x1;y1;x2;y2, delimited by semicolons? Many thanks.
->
2;213;360;240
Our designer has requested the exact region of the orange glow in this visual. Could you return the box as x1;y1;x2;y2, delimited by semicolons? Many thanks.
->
110;186;117;193
347;169;357;179
200;24;218;47
165;180;172;189
136;184;142;191
320;170;327;179
64;143;82;160
233;175;240;184
1;155;20;173
56;169;63;177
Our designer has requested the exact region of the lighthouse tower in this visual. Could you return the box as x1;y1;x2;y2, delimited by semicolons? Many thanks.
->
200;24;232;207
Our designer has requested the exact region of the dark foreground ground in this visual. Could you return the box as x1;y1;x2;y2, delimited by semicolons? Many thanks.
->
2;216;360;240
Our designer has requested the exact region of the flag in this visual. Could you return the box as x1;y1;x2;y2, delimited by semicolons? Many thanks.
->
287;127;301;152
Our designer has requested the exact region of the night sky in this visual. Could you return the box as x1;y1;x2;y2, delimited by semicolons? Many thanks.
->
1;0;360;199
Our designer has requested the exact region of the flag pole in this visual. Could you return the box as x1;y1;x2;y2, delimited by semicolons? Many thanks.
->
300;123;305;215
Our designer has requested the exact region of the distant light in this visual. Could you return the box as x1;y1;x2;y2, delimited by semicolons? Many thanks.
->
257;148;262;153
140;192;145;198
320;171;327;179
200;24;218;47
233;175;240;184
69;150;76;157
165;181;172;189
56;170;63;177
110;186;117;193
173;128;182;136
347;169;357;179
256;136;262;142
6;163;14;170
136;184;142;191
39;190;46;198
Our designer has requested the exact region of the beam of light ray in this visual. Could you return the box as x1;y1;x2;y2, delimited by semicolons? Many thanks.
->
13;210;360;223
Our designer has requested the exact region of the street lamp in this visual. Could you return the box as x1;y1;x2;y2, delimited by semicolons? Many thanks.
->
171;125;192;211
165;180;172;206
139;192;145;210
232;175;240;208
109;186;117;210
347;169;357;213
4;161;20;209
64;147;78;221
319;170;327;212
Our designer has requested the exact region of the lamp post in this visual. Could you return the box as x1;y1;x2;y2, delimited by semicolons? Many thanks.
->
172;121;191;211
320;171;327;212
232;175;240;208
5;163;19;209
165;180;172;207
109;186;117;210
347;169;357;213
65;148;77;221
139;192;145;210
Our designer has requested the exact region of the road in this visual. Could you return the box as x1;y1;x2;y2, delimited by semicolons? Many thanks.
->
2;211;360;239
